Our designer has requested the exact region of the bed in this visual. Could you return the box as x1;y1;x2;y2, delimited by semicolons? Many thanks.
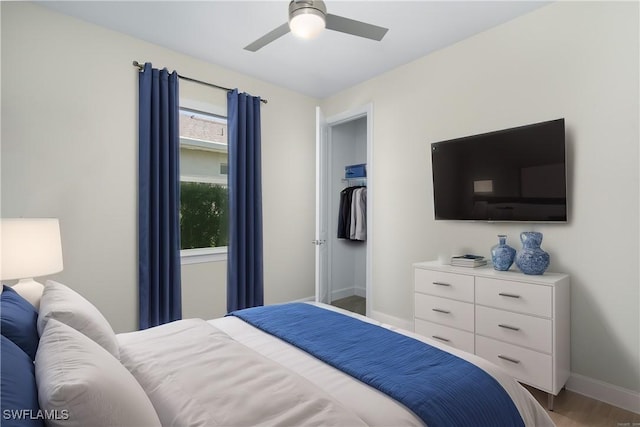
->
1;280;554;427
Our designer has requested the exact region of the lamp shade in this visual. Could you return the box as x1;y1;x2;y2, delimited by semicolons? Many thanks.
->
1;218;63;280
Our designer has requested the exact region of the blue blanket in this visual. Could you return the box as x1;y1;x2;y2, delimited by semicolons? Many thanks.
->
230;303;524;427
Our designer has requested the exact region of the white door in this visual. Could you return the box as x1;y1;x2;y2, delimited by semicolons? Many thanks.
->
314;107;330;303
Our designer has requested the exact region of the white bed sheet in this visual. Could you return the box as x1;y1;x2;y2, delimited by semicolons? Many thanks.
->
117;317;368;427
118;302;554;426
208;302;554;427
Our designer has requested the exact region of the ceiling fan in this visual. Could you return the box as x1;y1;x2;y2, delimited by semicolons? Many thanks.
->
244;0;389;52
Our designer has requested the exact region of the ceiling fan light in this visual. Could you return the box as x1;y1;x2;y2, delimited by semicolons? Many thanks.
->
289;9;325;39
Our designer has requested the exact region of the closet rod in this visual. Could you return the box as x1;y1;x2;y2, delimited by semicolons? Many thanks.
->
132;61;268;104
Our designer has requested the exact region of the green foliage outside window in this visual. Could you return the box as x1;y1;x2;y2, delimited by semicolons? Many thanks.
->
180;182;229;250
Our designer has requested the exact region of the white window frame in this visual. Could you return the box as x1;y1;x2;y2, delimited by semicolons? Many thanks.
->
181;246;228;264
179;105;229;264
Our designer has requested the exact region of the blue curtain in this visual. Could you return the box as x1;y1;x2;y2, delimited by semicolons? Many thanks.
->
227;89;264;312
138;63;182;329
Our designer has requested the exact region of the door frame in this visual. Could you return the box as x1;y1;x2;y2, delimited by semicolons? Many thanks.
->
319;103;373;316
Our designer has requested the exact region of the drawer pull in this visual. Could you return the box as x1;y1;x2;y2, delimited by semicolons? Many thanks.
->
432;308;451;314
498;292;521;299
498;324;521;331
432;282;451;287
498;354;521;364
432;335;450;343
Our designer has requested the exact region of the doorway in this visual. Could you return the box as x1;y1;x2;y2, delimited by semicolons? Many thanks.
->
315;104;373;317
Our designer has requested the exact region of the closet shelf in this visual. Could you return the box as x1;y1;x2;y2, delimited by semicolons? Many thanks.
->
342;177;367;185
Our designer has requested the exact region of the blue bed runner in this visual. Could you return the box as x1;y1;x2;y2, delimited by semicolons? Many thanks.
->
230;303;524;427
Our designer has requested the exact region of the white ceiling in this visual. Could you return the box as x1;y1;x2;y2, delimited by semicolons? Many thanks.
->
38;1;549;99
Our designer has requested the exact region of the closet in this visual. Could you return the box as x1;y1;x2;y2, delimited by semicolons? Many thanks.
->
328;117;367;313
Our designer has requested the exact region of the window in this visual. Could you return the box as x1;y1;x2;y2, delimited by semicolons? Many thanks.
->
179;108;228;263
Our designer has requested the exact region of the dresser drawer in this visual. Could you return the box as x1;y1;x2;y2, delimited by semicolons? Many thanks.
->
414;319;475;353
414;269;474;302
475;306;552;353
476;277;552;317
415;293;474;332
476;336;552;392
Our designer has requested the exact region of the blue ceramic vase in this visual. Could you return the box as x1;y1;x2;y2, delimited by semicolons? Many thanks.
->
491;235;516;271
515;231;550;275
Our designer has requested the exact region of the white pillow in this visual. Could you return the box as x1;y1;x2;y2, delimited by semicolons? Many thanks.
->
35;319;161;427
37;280;119;359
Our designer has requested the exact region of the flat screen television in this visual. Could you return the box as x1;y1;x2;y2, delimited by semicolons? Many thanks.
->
431;118;567;222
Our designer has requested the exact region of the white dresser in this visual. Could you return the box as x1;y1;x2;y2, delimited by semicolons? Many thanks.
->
414;261;570;408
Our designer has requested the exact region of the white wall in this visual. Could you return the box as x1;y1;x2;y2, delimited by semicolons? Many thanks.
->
0;2;318;331
321;1;639;395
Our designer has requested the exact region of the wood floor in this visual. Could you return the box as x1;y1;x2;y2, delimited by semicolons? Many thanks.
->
527;385;640;426
331;295;640;426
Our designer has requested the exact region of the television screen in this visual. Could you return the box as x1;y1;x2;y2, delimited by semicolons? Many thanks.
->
431;118;567;222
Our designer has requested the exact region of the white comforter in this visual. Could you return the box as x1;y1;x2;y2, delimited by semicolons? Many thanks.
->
118;303;554;427
118;318;367;427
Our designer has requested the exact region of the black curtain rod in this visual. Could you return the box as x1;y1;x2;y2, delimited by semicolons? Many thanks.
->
132;61;268;104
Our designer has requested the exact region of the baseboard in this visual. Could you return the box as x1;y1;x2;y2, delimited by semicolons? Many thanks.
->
290;295;315;303
331;287;354;301
566;373;640;414
369;309;414;331
331;287;367;300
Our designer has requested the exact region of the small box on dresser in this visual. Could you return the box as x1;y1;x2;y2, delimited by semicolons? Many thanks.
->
413;261;570;410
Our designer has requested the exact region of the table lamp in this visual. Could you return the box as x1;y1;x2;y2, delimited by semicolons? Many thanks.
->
1;218;63;308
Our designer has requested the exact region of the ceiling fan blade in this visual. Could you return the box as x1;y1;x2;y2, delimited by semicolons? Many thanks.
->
325;14;388;41
244;23;290;52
